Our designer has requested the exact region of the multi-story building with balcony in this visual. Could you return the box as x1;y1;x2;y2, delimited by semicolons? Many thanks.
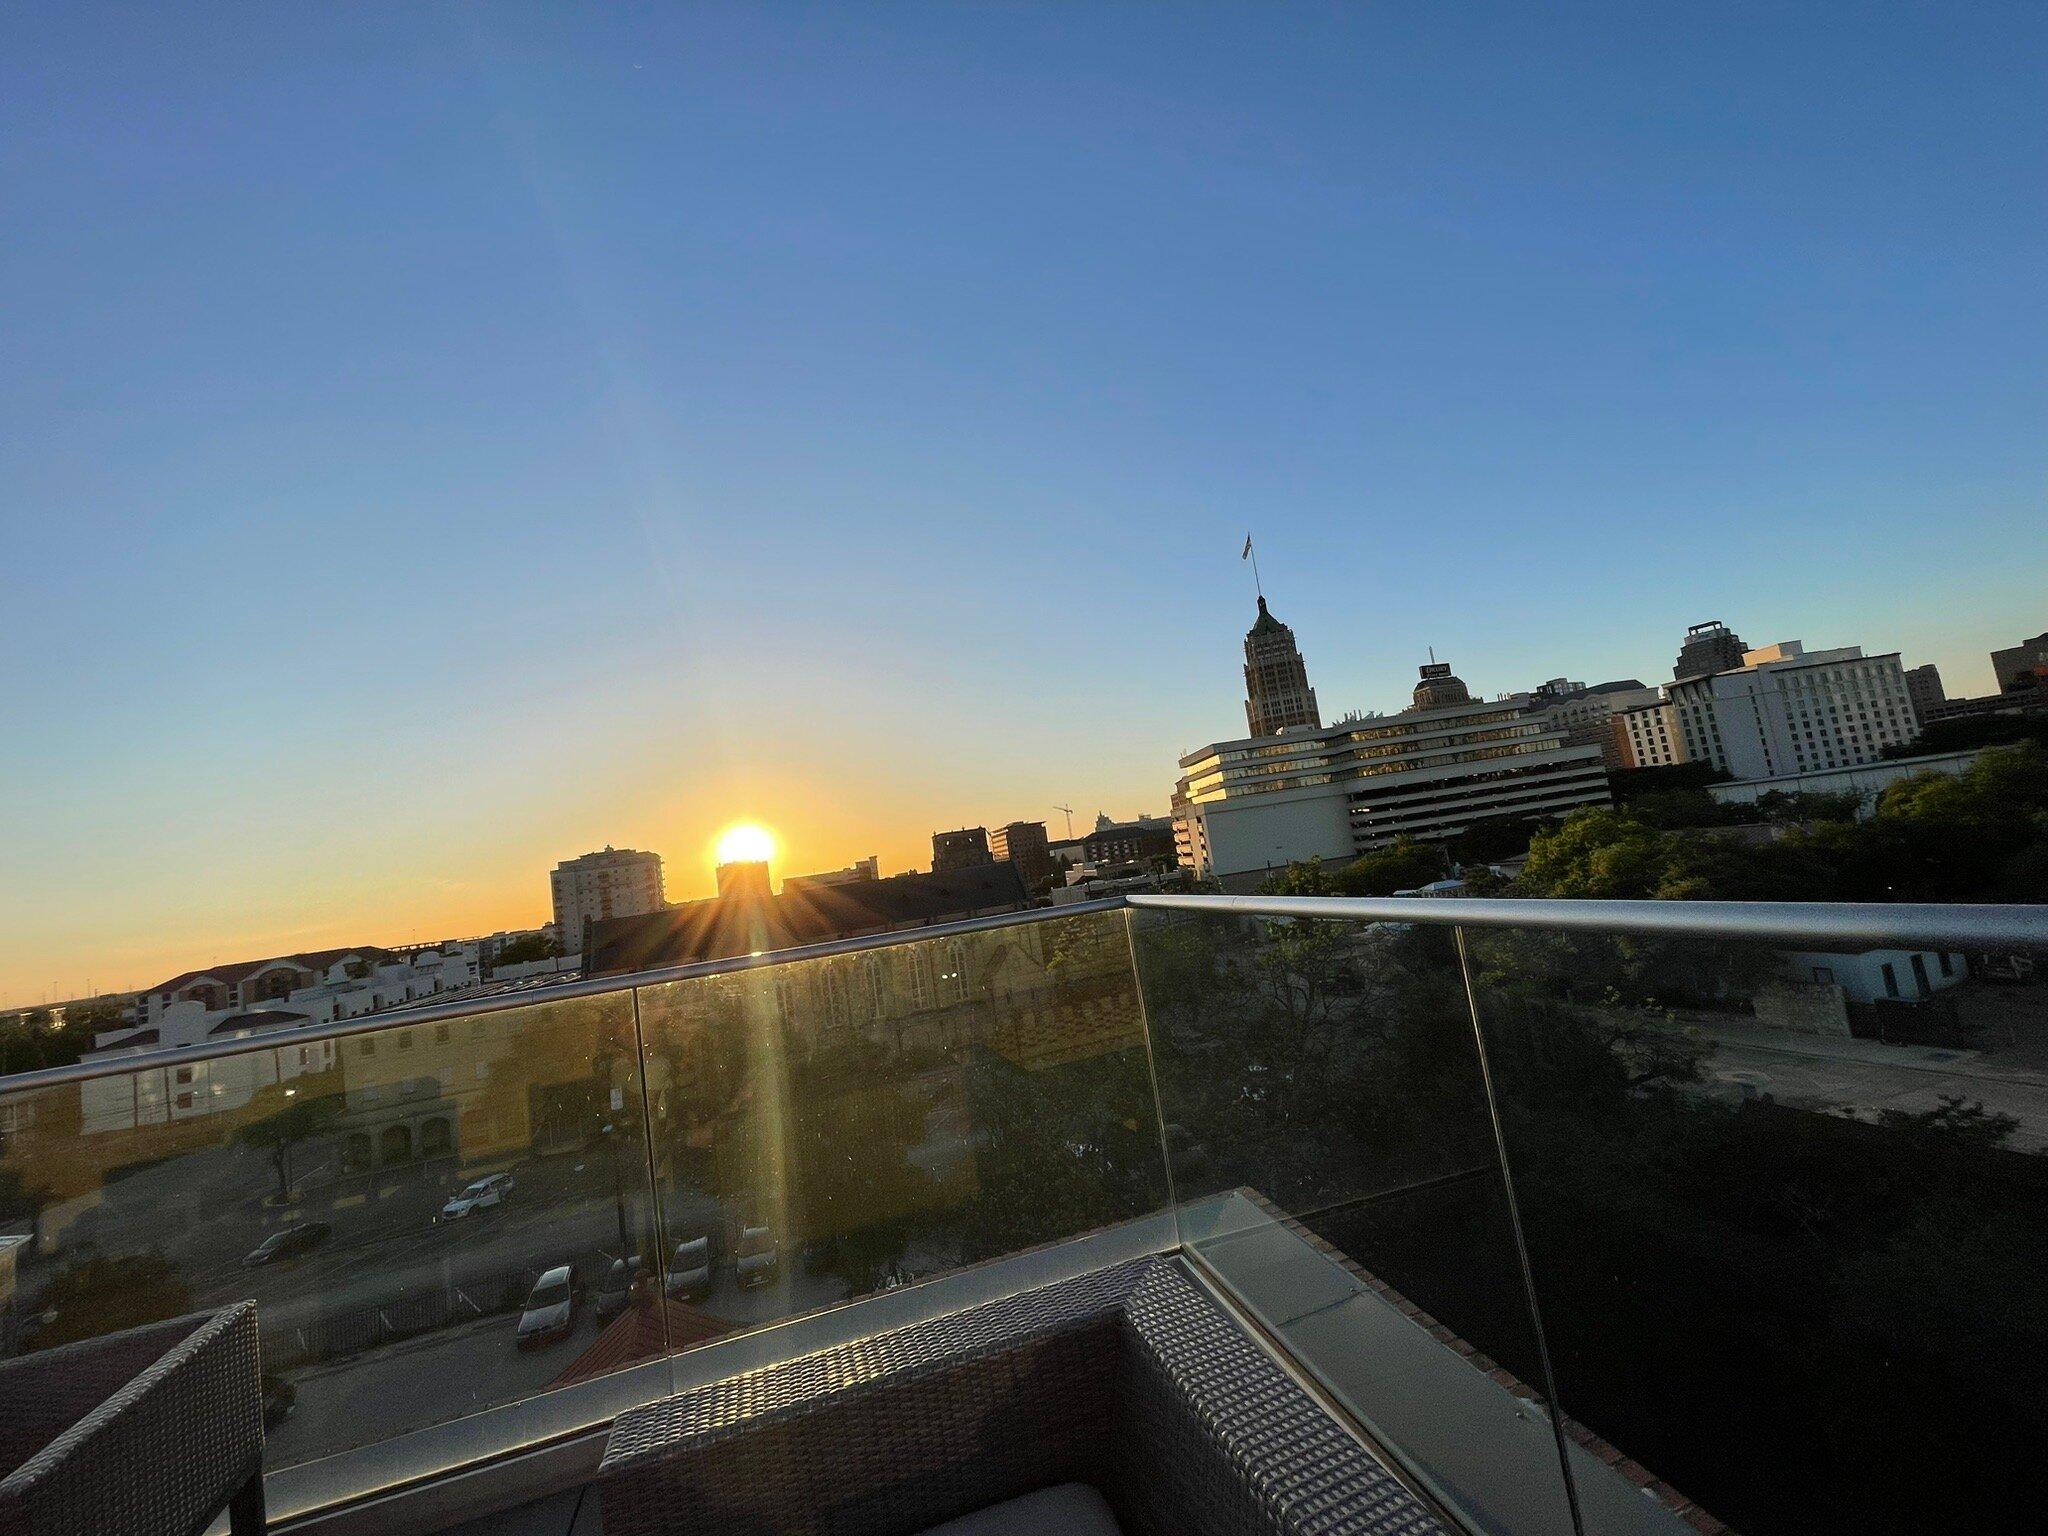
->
1667;641;1918;781
550;847;665;954
134;947;394;1032
1173;660;1611;888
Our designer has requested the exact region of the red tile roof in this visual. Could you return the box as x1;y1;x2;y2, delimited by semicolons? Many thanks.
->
547;1296;733;1390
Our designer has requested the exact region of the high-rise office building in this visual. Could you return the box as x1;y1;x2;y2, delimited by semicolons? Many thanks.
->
1674;620;1749;680
1904;664;1947;722
1668;642;1917;781
1243;598;1321;737
932;827;994;872
1991;631;2048;694
988;821;1054;889
549;847;665;954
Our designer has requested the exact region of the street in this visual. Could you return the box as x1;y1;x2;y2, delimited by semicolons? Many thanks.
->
1691;1016;2048;1153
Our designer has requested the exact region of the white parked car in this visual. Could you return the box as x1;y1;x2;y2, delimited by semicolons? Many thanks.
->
441;1172;514;1219
516;1265;577;1349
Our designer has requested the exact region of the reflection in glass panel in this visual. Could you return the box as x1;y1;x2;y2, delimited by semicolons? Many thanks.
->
1462;927;2048;1536
632;909;1170;1352
0;992;663;1474
1129;906;1578;1536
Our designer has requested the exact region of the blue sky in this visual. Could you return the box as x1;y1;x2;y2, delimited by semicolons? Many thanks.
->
2;3;2043;1000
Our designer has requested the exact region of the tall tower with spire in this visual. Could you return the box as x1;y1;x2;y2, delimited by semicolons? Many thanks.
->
1243;597;1321;736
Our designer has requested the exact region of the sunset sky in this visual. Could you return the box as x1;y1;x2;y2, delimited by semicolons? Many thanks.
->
3;3;2044;1004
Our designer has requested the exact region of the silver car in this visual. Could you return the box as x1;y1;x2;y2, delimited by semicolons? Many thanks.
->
516;1265;576;1349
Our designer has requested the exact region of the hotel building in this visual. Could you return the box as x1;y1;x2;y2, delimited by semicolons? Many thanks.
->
1172;659;1610;889
1667;641;1919;781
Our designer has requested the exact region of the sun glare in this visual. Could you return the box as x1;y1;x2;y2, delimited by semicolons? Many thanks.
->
714;821;777;867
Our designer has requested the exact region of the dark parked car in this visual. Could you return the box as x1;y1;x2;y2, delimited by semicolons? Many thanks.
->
664;1234;714;1302
734;1224;780;1291
594;1255;648;1319
243;1222;331;1267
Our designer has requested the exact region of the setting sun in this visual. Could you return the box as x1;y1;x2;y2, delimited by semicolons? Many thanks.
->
713;821;777;868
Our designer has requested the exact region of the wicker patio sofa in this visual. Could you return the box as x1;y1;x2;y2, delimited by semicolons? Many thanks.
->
0;1302;266;1536
598;1254;1446;1536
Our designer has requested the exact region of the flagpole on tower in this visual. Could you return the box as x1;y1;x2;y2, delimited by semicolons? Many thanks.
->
1242;533;1263;599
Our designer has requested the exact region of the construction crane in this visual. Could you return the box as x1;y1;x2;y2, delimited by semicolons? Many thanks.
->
1052;804;1075;839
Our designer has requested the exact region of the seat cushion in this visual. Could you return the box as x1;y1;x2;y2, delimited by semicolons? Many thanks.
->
917;1483;1122;1536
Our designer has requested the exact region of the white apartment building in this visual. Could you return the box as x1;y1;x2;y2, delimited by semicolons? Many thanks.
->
82;945;486;1132
1172;666;1611;889
1613;697;1687;768
550;846;665;952
1667;642;1919;781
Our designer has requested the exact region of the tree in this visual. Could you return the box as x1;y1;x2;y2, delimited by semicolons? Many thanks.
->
1259;856;1341;897
492;933;560;968
1447;815;1542;865
32;1252;193;1350
1332;836;1448;895
235;1093;344;1201
0;1016;89;1076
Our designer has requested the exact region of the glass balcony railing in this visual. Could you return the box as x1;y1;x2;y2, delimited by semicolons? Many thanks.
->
1;893;2043;1535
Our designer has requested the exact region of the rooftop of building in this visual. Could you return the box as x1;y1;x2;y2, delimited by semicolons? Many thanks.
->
204;1009;314;1037
582;861;1030;976
147;946;394;997
1245;594;1291;638
1180;691;1546;768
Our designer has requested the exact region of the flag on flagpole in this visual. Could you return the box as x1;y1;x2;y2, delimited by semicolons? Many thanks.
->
1242;534;1253;560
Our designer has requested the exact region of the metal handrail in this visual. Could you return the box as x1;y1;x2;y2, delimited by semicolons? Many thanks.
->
0;898;1128;1094
1127;892;2048;953
7;891;2044;1096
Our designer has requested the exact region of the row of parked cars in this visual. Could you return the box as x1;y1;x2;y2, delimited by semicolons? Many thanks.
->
516;1220;782;1349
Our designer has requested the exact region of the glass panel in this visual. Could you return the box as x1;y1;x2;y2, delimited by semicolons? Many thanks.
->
1463;926;2048;1536
1129;905;1579;1536
632;908;1171;1358
0;991;663;1491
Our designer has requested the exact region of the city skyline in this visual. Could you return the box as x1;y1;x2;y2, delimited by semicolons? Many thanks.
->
4;4;2044;1002
5;597;2032;1007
